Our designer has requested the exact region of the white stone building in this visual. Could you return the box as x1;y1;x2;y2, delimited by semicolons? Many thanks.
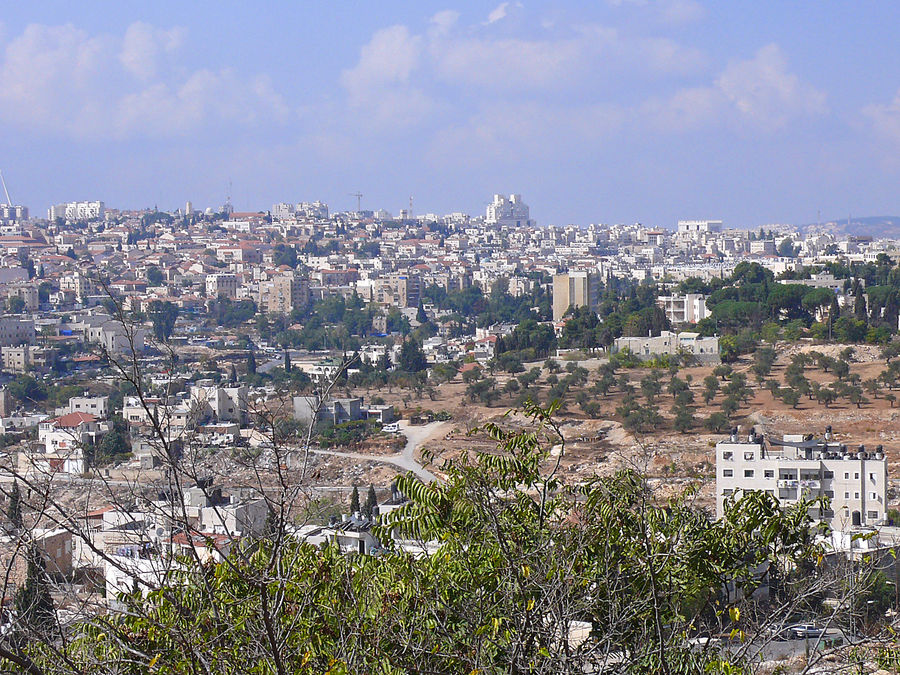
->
715;427;887;531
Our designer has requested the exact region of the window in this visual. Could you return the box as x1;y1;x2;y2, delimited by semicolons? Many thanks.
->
744;452;755;461
722;451;733;461
855;473;860;480
765;489;775;496
722;469;733;477
844;492;850;499
871;492;878;500
870;473;877;482
855;492;860;500
764;470;774;479
723;489;733;496
744;469;754;478
825;490;834;498
844;472;850;480
868;511;879;520
824;471;834;479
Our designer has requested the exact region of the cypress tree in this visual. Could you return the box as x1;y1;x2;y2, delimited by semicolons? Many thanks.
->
364;484;377;518
247;348;257;375
284;349;291;373
7;480;22;531
230;364;237;384
350;486;360;515
15;546;56;637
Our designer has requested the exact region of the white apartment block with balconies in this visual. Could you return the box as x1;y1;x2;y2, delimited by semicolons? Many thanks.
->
715;427;887;531
656;294;710;325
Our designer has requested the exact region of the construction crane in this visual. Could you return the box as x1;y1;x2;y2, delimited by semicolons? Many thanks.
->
349;192;363;212
0;170;11;206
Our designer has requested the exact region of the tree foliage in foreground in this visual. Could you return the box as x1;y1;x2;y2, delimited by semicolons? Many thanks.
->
26;403;826;674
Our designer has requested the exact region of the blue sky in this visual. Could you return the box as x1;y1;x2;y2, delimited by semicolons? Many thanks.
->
3;1;900;228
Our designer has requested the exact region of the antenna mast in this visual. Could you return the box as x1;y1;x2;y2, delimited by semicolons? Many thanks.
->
349;192;363;212
0;171;12;206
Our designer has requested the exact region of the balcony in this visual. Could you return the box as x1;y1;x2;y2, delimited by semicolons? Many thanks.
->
777;479;799;489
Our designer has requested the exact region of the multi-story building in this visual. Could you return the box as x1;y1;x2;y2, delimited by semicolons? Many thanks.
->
59;272;96;300
750;240;777;255
258;272;309;314
485;194;534;228
0;318;35;347
205;273;238;299
48;201;104;221
68;396;109;419
552;271;599;322
656;294;710;325
677;219;722;237
715;427;888;531
189;385;249;425
0;205;28;221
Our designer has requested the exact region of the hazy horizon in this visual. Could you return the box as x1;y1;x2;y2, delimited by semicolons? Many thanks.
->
3;2;900;228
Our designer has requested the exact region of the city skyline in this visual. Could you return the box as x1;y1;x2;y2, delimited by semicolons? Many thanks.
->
3;2;900;227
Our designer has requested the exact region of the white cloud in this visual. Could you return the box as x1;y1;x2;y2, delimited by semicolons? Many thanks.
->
340;25;421;102
715;44;826;130
0;22;289;140
862;90;900;146
119;21;185;80
429;10;460;36
641;43;826;133
658;0;705;24
431;24;704;91
485;3;510;25
339;25;436;127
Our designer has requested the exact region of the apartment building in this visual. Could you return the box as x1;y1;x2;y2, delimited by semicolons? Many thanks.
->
552;271;599;322
48;201;105;221
0;317;35;347
715;427;887;531
656;294;710;325
258;272;309;314
205;273;238;299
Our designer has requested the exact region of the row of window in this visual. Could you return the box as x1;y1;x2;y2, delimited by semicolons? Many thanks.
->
721;468;877;481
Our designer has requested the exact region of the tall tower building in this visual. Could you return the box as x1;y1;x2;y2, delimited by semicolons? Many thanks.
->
553;271;599;322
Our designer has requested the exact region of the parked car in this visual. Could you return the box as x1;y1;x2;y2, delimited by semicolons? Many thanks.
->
787;624;824;639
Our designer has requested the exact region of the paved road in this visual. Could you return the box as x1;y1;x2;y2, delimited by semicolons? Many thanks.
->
310;420;449;483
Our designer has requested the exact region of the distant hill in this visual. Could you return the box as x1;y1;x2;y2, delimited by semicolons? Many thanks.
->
801;215;900;238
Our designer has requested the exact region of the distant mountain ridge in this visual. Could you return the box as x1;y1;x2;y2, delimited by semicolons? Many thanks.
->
800;215;900;238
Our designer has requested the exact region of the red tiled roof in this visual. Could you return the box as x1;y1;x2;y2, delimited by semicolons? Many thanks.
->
50;412;98;428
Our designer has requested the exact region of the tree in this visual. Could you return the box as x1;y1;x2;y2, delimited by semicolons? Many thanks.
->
7;480;22;531
705;411;730;432
148;300;179;342
230;363;238;384
10;395;868;675
780;387;801;409
146;266;164;285
15;546;56;638
702;375;719;405
6;296;25;313
672;404;693;433
416;303;427;323
399;338;428;373
247;348;257;375
363;484;377;518
350;485;360;514
283;349;291;373
503;379;520;398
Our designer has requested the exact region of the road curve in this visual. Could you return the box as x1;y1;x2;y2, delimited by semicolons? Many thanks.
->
310;420;449;483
